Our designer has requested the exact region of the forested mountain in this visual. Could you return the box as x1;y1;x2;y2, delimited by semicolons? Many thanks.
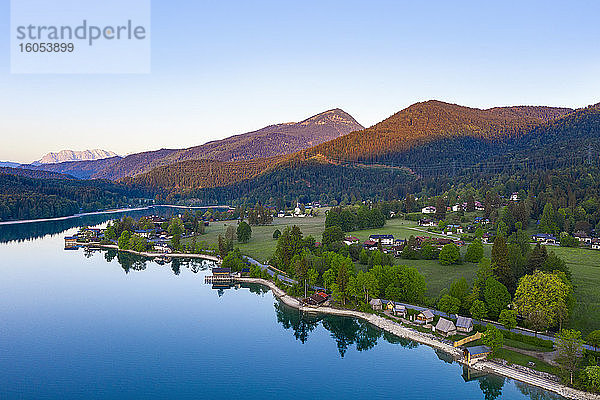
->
132;101;600;206
301;100;571;166
0;172;150;221
0;167;75;180
29;109;362;180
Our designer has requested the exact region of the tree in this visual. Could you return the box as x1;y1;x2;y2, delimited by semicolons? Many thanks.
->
498;309;517;331
168;218;184;250
470;300;488;320
482;324;504;356
117;230;131;250
437;294;461;316
483;277;511;320
582;366;600;393
237;221;252;243
464;239;484;263
555;329;585;385
439;243;461;265
435;197;447;220
514;271;571;331
322;225;344;247
307;268;319;287
356;270;379;302
449;277;470;305
359;249;370;265
539;202;558;234
273;229;281;239
586;330;600;351
491;235;512;290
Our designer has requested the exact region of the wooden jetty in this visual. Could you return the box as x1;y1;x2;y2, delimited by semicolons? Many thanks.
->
204;267;235;284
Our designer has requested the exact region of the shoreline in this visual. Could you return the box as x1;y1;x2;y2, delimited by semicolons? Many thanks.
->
239;277;600;400
83;243;221;263
0;204;234;226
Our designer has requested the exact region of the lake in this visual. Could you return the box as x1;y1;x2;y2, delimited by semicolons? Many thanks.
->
0;211;565;399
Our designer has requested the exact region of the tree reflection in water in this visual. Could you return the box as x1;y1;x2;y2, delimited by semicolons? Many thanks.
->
515;381;563;400
478;374;505;400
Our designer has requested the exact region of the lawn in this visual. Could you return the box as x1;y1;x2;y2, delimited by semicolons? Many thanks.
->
185;214;327;263
494;348;560;376
547;246;600;335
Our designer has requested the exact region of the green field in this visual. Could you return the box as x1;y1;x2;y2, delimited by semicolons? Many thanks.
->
187;216;600;334
547;246;600;334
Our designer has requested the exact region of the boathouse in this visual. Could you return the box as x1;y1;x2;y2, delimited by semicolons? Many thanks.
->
463;345;491;364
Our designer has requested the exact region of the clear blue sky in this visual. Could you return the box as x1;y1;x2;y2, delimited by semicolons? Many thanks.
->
2;0;600;163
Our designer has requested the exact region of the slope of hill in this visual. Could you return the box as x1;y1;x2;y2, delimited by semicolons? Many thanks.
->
0;166;75;180
30;109;363;181
37;149;118;164
303;101;571;164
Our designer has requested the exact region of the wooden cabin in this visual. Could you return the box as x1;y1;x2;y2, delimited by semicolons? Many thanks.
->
369;298;383;311
456;316;474;333
393;304;406;317
416;309;434;324
435;317;457;337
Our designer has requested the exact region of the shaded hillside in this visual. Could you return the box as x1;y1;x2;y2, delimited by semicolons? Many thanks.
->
125;156;289;190
0;167;75;180
303;101;571;164
30;109;362;181
0;172;150;221
135;101;600;206
23;157;121;179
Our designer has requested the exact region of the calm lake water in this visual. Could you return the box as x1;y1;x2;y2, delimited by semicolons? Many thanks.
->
0;211;565;399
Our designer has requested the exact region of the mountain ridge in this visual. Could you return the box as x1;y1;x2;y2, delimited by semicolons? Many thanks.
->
37;149;119;164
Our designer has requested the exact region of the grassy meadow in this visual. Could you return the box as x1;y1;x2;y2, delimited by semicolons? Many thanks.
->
186;214;600;333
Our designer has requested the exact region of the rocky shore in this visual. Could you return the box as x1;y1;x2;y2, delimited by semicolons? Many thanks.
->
239;277;600;400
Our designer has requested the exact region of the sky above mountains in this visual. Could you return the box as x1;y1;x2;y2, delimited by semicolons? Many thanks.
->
2;0;600;163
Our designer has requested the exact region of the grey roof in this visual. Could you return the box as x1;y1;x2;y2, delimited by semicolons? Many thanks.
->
465;345;491;356
456;316;473;329
369;298;382;305
394;304;406;311
421;310;434;319
435;317;456;333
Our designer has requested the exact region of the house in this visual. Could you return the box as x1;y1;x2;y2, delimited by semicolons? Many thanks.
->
463;345;491;364
303;292;329;306
474;201;484;211
510;192;519;201
422;206;436;214
451;204;462;212
573;231;592;244
445;224;464;235
369;234;395;246
473;217;490;225
416;309;435;324
369;298;383;311
419;219;437;227
134;229;154;239
531;233;558;245
592;239;600;250
385;300;395;311
343;236;359;246
393;304;406;317
435;318;457;337
456;316;473;333
363;240;378;250
481;233;493;244
64;236;78;249
153;243;172;253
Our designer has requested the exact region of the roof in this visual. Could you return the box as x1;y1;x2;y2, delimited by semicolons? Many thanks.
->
369;298;382;305
466;345;491;356
364;240;377;246
420;310;434;319
212;267;231;274
64;236;77;240
532;233;557;240
394;304;406;311
456;316;473;329
369;234;394;239
435;317;456;333
344;236;359;241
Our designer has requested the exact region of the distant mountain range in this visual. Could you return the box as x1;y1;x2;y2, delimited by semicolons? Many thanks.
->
26;108;363;179
35;149;119;164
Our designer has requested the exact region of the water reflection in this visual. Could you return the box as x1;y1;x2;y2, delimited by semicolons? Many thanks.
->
0;205;228;243
80;247;563;400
